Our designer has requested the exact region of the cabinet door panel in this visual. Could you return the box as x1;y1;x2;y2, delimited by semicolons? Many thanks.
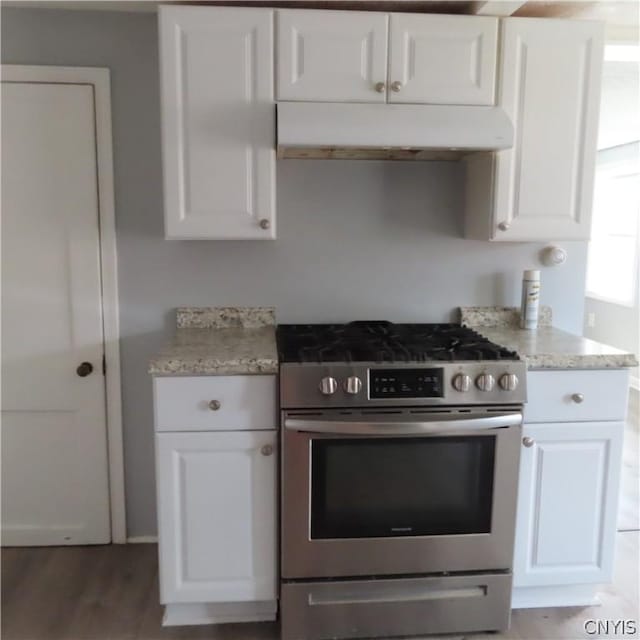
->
156;431;277;603
514;421;623;587
493;18;603;240
388;14;497;105
160;7;275;239
277;10;388;102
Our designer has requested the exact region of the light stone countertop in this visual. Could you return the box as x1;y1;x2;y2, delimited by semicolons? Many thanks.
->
149;326;278;376
149;307;278;376
460;307;638;370
473;326;637;370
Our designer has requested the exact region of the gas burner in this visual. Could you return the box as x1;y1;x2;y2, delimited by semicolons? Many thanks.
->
277;322;520;364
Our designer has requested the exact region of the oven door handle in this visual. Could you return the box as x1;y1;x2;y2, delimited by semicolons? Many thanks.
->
284;412;522;436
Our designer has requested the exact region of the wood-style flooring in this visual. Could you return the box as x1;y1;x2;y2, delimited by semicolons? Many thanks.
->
2;532;638;640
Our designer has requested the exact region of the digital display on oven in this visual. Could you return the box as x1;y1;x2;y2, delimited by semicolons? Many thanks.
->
369;368;444;398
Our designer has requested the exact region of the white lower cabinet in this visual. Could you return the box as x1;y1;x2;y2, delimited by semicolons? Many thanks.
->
155;429;277;623
512;369;628;609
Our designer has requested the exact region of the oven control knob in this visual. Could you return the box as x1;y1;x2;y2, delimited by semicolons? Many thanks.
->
499;373;519;391
452;373;472;392
318;377;338;396
475;373;496;392
343;376;363;395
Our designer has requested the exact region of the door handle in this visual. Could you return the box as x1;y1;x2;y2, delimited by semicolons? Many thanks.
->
76;362;94;377
284;412;522;435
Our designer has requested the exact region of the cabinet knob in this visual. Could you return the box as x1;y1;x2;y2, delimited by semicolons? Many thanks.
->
261;444;273;456
522;437;535;448
259;218;270;230
497;222;510;232
571;393;584;404
390;81;402;93
208;400;221;411
374;82;386;93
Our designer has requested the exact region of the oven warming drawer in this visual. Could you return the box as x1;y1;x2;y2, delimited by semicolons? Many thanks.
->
281;572;512;640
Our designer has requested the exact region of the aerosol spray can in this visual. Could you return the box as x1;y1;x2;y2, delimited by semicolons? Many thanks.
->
520;270;540;330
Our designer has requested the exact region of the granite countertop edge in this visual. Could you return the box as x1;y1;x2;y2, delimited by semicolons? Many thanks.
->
149;308;279;376
148;358;279;376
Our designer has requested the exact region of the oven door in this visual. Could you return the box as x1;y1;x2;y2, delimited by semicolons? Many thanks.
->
281;408;522;579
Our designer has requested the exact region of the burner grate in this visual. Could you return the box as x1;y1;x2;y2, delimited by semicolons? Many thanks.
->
277;322;520;364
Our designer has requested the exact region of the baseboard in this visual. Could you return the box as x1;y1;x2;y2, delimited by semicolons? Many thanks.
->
512;584;601;609
163;601;277;626
126;535;158;544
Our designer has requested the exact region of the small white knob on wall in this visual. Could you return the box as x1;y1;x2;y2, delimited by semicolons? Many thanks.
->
540;245;567;267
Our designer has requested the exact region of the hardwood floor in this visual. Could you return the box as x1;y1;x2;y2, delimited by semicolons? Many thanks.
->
2;531;638;640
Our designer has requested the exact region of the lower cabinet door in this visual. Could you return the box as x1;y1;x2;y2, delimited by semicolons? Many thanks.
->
513;421;623;587
156;430;277;603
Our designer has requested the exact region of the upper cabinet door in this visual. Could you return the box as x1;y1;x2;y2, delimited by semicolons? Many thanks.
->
277;10;388;103
388;14;498;105
492;18;604;241
159;7;276;239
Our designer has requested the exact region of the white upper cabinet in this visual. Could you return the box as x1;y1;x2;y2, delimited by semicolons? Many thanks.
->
465;18;604;241
387;14;498;105
277;10;497;105
277;10;388;103
159;6;276;239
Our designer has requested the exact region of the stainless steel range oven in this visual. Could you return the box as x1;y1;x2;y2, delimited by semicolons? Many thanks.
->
277;324;527;640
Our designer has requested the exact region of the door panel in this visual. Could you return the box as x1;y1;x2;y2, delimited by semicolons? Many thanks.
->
493;18;603;240
282;423;521;579
514;421;623;586
160;6;276;239
1;81;110;545
388;14;498;105
277;9;388;102
156;430;277;603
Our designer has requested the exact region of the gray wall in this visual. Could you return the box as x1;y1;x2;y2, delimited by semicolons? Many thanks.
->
2;6;590;536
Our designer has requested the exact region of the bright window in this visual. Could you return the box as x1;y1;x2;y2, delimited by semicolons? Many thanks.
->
586;143;640;307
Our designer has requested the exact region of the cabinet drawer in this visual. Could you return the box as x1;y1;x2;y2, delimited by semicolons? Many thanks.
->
154;376;276;432
524;369;629;423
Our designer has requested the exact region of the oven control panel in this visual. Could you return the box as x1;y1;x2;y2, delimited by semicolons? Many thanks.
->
370;368;444;399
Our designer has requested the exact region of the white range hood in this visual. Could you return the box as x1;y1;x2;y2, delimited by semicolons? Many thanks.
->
277;102;514;160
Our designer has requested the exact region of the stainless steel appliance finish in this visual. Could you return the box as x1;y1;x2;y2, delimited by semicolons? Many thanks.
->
281;406;521;579
277;323;525;640
281;573;513;640
280;361;526;408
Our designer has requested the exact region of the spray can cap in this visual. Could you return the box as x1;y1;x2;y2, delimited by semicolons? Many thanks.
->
524;269;540;280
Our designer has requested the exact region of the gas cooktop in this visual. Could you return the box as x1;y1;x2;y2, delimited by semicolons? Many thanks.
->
276;321;520;364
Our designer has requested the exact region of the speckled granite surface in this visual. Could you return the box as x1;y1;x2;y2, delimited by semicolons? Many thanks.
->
149;326;278;375
473;325;638;370
176;306;275;329
460;306;637;368
460;305;553;328
150;307;278;375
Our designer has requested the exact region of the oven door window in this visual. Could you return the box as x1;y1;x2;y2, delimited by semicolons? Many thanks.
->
310;436;495;539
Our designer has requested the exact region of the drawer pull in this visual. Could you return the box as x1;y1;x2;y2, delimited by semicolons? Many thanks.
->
522;437;535;448
208;400;221;411
571;393;584;404
261;444;273;456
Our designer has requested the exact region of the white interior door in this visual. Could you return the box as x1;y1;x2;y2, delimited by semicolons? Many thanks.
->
1;80;111;545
